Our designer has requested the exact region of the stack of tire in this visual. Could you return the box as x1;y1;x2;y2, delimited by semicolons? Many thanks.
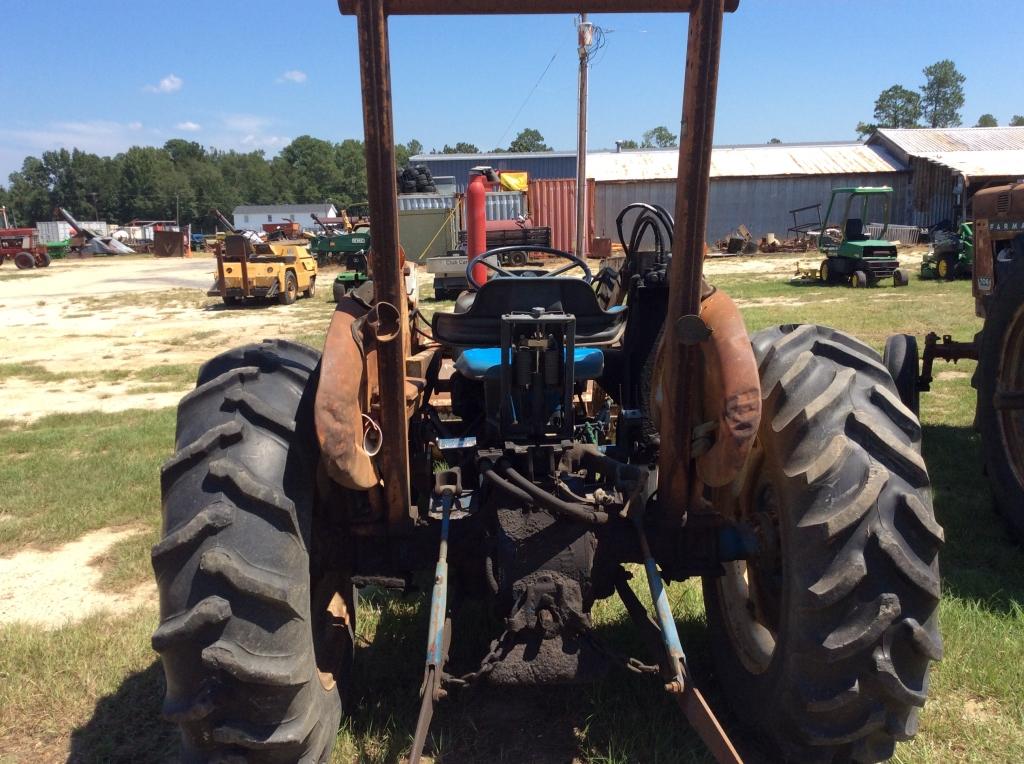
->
397;164;436;194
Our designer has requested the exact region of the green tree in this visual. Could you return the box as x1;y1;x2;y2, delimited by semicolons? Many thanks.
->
509;128;550;152
117;146;182;220
920;59;966;128
1010;115;1024;127
617;139;639;150
334;139;367;207
280;135;343;204
641;126;678;148
441;142;480;154
768;137;782;144
874;85;922;128
395;138;423;168
976;113;998;127
7;156;54;224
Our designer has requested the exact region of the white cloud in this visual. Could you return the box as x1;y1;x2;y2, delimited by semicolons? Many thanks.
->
144;74;183;94
221;113;270;133
277;70;307;84
240;134;289;149
176;121;201;132
0;120;158;178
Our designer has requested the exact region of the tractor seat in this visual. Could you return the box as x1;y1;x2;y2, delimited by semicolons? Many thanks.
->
455;346;605;381
844;217;867;241
432;277;627;348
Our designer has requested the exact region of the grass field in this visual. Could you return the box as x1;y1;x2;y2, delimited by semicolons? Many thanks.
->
1;267;1022;763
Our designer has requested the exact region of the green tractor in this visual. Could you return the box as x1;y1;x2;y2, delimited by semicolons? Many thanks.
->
815;187;910;288
309;213;372;301
921;221;973;280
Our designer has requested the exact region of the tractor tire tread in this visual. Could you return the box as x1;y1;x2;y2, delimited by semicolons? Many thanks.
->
153;340;340;763
705;324;942;763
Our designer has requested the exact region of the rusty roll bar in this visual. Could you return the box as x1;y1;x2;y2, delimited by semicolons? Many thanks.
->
352;0;415;530
340;0;738;14
342;0;735;533
656;0;727;526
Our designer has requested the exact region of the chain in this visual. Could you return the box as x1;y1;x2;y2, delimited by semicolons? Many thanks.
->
582;630;661;675
441;630;513;688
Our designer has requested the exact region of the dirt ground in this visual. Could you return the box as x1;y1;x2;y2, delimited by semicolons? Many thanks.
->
0;249;928;423
0;526;155;628
0;255;332;421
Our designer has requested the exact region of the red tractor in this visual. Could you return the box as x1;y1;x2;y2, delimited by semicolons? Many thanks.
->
0;207;51;269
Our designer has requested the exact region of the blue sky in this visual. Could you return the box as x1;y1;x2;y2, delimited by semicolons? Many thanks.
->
1;0;1022;182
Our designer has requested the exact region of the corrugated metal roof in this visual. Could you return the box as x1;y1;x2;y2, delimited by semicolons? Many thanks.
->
586;143;905;182
917;150;1024;178
233;203;336;215
411;151;575;162
874;126;1024;154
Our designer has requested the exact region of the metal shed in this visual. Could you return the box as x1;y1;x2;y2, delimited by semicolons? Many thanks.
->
590;143;909;244
409;152;578;193
868;127;1024;227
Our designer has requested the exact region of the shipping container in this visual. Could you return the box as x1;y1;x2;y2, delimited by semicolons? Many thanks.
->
527;178;595;255
36;220;110;243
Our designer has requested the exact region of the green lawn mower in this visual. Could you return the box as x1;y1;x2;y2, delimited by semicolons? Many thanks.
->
921;222;973;280
801;187;910;288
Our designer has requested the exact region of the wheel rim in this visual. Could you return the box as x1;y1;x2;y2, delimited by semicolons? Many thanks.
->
996;304;1024;492
715;442;783;674
938;259;948;278
820;262;829;282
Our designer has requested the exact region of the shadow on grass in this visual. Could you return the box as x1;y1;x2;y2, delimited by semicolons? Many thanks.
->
923;423;1024;613
341;586;765;764
67;660;176;764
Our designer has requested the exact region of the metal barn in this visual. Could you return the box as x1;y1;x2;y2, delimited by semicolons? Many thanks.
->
868;127;1024;227
589;143;909;244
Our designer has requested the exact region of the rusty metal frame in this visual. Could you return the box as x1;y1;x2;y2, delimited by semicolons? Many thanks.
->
341;1;737;14
342;0;733;532
657;0;726;525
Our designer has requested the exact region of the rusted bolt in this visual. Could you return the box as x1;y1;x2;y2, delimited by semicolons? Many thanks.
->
664;680;683;694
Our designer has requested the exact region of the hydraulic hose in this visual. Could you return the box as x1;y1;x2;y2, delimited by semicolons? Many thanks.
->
478;460;610;525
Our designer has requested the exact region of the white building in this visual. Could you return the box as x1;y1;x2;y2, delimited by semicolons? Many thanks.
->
232;204;338;232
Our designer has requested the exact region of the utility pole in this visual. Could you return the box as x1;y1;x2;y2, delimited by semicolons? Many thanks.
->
575;14;594;258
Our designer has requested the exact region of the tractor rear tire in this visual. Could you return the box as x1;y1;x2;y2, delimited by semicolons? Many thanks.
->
14;251;34;269
36;251;52;268
152;340;349;763
883;334;920;417
976;256;1024;535
851;269;868;288
280;270;298;305
704;324;942;763
304;276;316;299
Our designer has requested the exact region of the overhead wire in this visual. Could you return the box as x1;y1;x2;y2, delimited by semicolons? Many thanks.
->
494;49;561;150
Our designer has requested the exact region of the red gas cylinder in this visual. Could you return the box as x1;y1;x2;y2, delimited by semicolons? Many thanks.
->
466;169;489;287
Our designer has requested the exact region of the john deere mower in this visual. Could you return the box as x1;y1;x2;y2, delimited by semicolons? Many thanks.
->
921;221;973;280
796;186;910;288
152;3;942;763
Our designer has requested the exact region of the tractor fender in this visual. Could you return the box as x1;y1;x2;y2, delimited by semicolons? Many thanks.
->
696;288;762;487
314;296;380;490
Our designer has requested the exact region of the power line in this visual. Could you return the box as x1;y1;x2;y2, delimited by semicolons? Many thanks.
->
494;49;560;150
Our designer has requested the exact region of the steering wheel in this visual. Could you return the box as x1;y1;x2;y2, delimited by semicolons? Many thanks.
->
466;245;592;289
